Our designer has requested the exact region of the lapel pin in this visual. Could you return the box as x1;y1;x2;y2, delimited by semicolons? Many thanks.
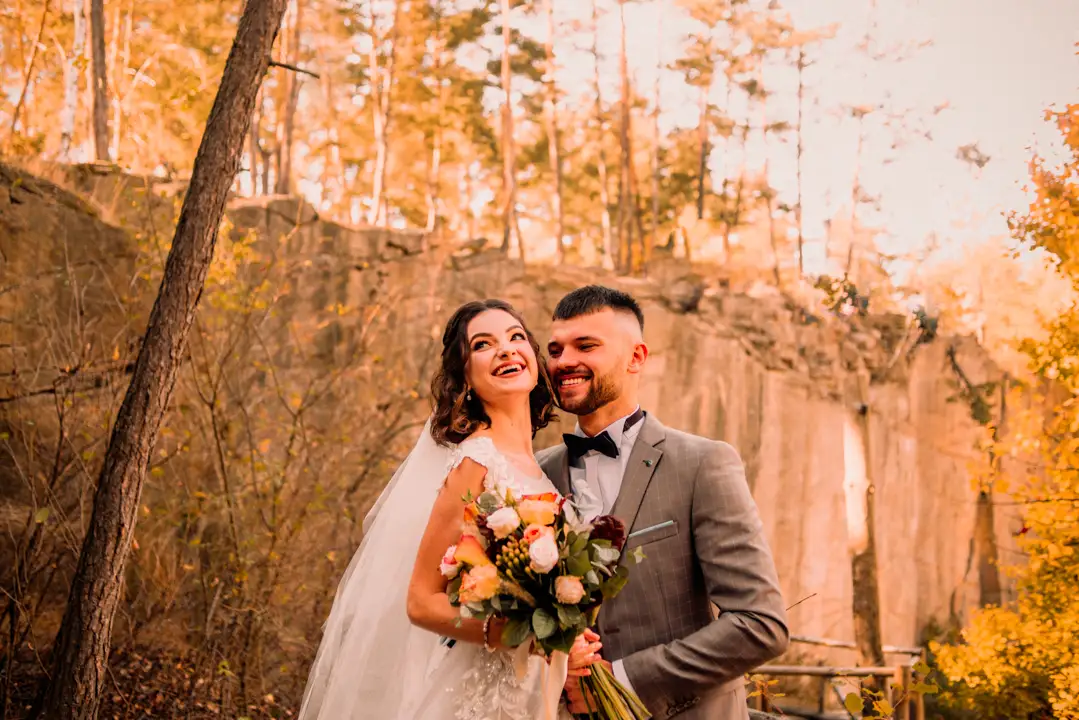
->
644;459;653;467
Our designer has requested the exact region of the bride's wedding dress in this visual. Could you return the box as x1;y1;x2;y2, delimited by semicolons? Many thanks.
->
298;424;572;720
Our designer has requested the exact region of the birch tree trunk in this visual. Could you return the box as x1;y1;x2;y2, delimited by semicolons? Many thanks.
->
367;0;402;225
32;1;287;716
59;0;85;159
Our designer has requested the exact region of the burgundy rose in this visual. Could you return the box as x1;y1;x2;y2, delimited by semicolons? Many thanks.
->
590;515;627;551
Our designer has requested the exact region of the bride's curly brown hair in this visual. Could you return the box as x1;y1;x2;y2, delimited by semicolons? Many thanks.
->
430;299;556;446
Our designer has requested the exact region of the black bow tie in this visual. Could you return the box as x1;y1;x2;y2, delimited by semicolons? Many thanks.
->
564;431;619;464
563;408;645;465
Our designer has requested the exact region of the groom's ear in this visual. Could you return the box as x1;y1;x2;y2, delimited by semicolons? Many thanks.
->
627;341;648;375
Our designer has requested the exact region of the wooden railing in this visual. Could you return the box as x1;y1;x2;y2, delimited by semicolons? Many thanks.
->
748;635;927;720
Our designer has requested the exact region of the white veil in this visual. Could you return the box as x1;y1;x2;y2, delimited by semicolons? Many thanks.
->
298;418;453;719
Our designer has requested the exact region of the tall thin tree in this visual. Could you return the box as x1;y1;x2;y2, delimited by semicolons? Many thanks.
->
367;0;403;224
89;0;109;161
543;0;565;261
590;0;614;270
650;1;663;255
59;0;85;159
32;0;288;715
615;0;635;272
499;0;522;258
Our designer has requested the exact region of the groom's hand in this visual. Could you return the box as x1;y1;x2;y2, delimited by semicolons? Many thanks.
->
564;660;611;714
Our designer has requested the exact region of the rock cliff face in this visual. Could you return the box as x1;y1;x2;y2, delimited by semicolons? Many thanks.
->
0;164;1022;659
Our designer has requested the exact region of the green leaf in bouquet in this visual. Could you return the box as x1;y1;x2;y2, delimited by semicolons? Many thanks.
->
544;627;579;655
628;546;647;565
446;576;463;604
592;544;621;566
570;533;589;555
491;595;503;612
502;616;532;648
566;551;592;577
532;608;558;639
556;604;584;628
600;565;631;599
583;570;601;587
476;492;502;514
590;560;614;577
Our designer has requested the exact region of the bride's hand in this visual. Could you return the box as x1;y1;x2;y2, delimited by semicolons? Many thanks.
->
566;629;603;677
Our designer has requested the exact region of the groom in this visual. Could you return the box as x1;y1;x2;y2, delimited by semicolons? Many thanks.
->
538;285;789;719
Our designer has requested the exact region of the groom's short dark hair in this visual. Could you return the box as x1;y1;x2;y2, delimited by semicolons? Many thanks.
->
553;285;644;331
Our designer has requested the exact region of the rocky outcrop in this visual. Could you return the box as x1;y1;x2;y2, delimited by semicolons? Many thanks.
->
0;163;1022;662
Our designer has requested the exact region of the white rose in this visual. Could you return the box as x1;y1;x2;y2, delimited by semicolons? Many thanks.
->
529;534;559;574
485;507;522;539
440;545;460;578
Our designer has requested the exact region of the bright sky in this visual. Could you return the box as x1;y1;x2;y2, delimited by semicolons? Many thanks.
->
530;0;1079;278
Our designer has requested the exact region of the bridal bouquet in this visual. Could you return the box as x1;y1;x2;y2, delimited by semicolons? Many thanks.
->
441;489;650;719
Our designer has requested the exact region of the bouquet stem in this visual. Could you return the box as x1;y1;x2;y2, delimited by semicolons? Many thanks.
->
575;662;651;719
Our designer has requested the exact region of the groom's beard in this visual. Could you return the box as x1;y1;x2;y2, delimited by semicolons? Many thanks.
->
557;370;621;417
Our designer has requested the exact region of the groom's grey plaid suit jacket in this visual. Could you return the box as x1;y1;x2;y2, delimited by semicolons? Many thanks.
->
538;414;789;719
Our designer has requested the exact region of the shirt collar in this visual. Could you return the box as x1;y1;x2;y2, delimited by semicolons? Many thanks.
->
573;406;642;448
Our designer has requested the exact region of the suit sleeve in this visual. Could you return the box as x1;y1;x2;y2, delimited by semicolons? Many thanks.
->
621;441;790;707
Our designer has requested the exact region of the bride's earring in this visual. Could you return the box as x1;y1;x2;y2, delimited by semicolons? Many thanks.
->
465;389;472;402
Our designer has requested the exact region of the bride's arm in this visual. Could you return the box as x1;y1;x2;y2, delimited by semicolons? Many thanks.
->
406;458;505;647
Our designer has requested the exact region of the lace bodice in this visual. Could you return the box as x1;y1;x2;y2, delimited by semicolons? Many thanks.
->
447;436;558;500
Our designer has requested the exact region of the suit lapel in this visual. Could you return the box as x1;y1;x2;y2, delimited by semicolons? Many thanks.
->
611;414;665;536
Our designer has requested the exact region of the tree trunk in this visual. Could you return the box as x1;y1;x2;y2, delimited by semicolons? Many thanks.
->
543;0;565;262
650;3;662;257
695;81;708;221
722;123;748;260
32;0;287;716
6;0;52;145
110;0;133;160
425;18;446;235
976;376;1006;607
795;47;805;278
367;0;402;224
843;399;885;673
499;0;521;258
276;0;304;195
249;101;261;195
90;0;109;161
759;67;781;287
59;0;85;159
844;110;866;281
590;0;613;270
616;0;634;273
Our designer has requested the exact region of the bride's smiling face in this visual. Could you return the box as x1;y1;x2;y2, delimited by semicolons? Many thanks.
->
465;309;539;405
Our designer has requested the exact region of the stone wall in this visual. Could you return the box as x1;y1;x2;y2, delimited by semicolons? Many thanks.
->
0;164;1024;661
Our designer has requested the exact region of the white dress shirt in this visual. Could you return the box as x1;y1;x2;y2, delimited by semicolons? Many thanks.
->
567;407;643;693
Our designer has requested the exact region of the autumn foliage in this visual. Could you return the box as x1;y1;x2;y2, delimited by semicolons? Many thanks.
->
932;104;1079;719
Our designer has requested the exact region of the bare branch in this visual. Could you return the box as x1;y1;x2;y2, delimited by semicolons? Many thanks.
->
268;60;320;79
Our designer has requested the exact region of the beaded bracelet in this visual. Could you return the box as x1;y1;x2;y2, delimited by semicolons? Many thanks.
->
482;616;496;653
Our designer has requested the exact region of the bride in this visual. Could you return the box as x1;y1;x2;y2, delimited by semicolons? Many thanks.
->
298;299;603;719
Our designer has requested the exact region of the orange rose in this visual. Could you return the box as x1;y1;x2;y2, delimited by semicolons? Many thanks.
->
459;564;500;604
454;535;492;567
521;492;560;503
517;499;559;526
